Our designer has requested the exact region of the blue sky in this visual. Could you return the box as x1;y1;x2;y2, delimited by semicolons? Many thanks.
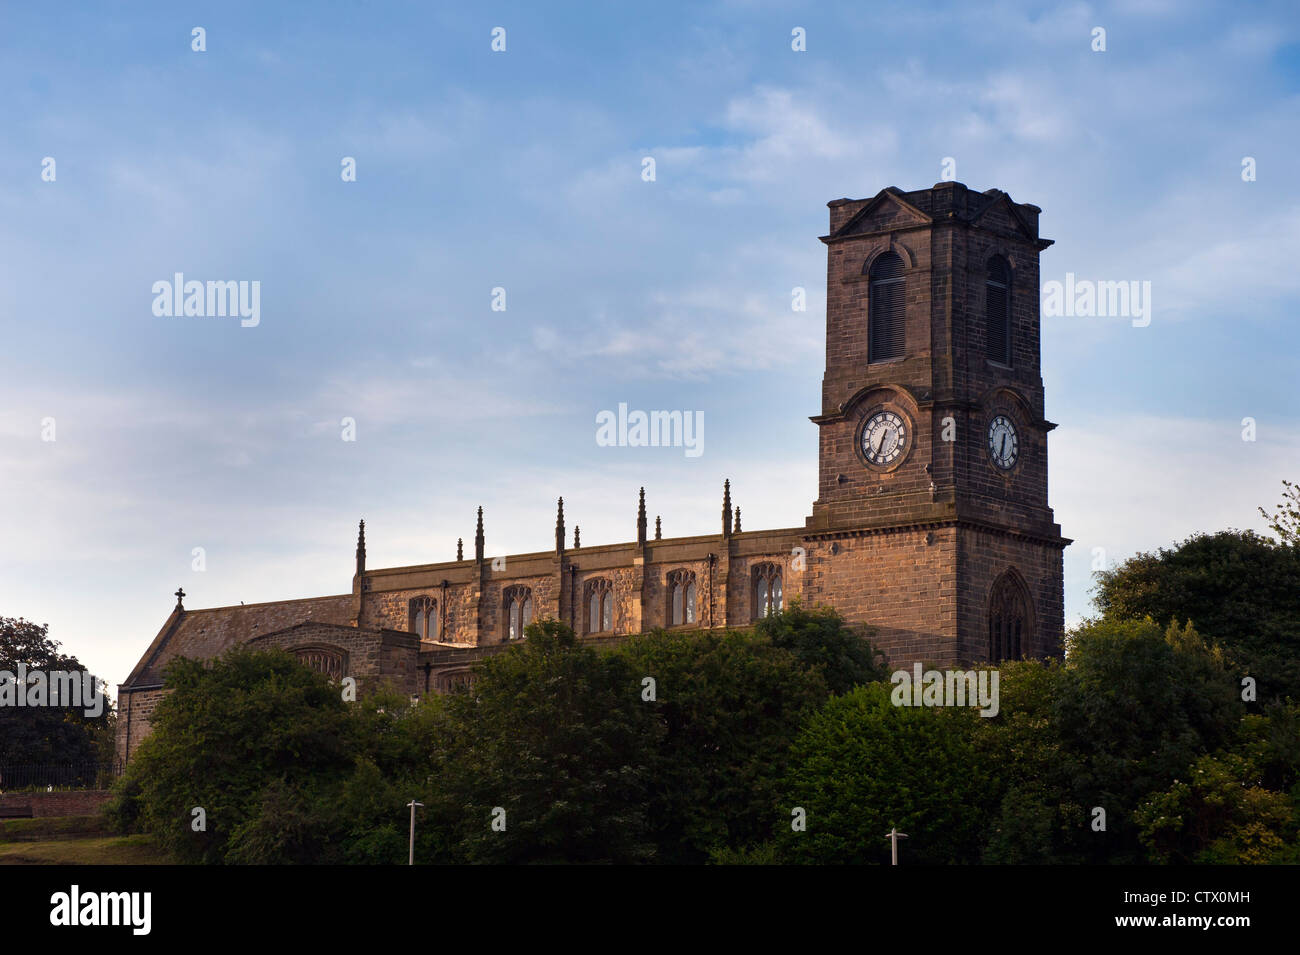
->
2;1;1298;692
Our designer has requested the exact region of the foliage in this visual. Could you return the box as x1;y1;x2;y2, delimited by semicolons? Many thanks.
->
0;616;112;771
1055;617;1239;862
752;599;889;694
429;618;659;863
1093;530;1300;702
975;659;1088;864
776;682;995;864
615;627;827;862
112;645;357;863
1136;719;1299;865
1259;479;1300;548
766;617;1261;866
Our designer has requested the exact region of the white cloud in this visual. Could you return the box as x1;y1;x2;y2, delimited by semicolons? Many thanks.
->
721;86;898;184
1054;413;1297;623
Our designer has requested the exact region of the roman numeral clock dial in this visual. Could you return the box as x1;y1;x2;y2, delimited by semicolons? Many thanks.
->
861;411;907;467
988;414;1019;469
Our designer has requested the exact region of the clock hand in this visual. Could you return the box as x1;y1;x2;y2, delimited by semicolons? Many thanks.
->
1000;434;1007;457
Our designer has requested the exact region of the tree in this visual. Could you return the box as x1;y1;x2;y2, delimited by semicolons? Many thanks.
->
0;616;111;776
221;686;452;865
1093;531;1300;702
980;620;1246;864
975;659;1089;864
777;682;995;864
752;599;887;694
111;645;357;863
1259;479;1300;548
1136;715;1299;865
615;627;828;862
432;618;660;864
1055;618;1240;862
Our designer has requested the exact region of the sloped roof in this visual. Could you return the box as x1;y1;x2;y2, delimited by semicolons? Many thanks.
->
121;593;354;688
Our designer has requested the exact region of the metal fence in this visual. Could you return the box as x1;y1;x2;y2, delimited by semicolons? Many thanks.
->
0;761;123;791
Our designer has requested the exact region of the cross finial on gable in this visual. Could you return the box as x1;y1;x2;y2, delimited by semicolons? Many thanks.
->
174;587;186;610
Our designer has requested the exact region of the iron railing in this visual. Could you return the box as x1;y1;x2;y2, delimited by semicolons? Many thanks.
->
0;761;122;791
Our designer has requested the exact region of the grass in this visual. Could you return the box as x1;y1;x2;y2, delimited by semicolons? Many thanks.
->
0;815;108;842
0;834;172;865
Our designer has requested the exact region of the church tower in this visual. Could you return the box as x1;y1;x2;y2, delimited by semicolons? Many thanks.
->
805;182;1068;666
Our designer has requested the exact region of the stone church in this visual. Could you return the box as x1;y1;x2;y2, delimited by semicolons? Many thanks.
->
117;181;1069;761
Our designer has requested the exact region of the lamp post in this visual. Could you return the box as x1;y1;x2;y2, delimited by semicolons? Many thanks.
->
407;800;424;865
885;828;908;866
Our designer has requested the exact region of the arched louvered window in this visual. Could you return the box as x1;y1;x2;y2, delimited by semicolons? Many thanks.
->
987;572;1030;661
868;251;906;362
586;578;614;634
667;569;696;627
752;562;783;619
986;256;1011;366
294;646;347;681
503;585;533;642
409;596;439;641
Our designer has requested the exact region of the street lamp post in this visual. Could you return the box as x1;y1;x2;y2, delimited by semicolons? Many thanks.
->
407;800;424;865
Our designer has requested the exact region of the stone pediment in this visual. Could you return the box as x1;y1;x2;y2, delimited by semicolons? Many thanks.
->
967;191;1042;246
829;188;932;239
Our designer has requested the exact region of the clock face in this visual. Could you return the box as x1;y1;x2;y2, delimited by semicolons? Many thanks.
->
862;411;907;467
988;415;1019;470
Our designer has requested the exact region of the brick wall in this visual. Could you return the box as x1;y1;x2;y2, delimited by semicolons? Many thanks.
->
804;525;959;668
0;790;112;818
957;525;1066;663
248;623;420;696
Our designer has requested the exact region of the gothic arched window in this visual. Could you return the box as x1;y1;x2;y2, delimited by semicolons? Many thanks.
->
437;669;474;693
586;578;614;634
667;569;696;627
409;596;439;641
868;251;906;362
752;562;783;619
293;646;347;682
986;256;1012;366
503;585;533;642
988;572;1030;661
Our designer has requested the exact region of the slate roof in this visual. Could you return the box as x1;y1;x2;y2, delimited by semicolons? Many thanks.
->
121;593;353;688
